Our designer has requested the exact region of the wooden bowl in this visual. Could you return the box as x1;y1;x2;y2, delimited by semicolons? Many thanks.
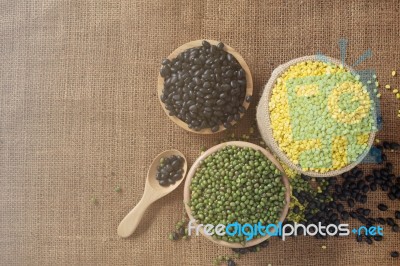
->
256;55;376;177
157;40;253;134
183;141;291;248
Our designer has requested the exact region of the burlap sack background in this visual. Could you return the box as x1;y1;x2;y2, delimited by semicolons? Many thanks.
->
1;0;399;265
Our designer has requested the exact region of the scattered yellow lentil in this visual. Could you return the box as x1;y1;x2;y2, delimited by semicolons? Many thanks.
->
385;84;391;89
392;70;396;77
375;138;380;143
396;93;400;99
393;89;399;94
322;245;327;249
376;93;381;98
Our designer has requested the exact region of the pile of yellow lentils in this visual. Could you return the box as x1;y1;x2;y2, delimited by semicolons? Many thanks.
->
269;60;377;173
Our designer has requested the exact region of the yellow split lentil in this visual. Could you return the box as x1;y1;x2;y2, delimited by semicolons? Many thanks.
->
269;61;376;173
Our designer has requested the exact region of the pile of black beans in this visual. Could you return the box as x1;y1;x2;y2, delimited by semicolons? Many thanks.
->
282;141;400;258
160;40;249;132
155;155;184;186
228;141;400;259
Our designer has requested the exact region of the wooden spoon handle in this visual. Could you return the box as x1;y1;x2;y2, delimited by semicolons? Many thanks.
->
117;193;156;238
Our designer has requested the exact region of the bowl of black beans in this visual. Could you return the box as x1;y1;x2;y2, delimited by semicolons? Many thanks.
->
158;40;253;134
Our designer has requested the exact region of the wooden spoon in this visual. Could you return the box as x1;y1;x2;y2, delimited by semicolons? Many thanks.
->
118;150;187;238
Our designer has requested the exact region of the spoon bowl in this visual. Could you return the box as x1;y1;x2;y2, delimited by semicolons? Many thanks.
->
118;149;187;238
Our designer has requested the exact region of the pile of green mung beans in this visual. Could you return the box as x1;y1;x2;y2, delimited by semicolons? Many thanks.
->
189;145;286;244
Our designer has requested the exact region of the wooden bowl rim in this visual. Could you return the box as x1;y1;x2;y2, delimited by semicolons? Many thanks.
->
157;40;253;134
183;141;291;248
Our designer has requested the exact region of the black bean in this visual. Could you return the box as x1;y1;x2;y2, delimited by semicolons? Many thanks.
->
387;218;395;226
390;142;400;150
395;211;400;219
178;227;185;236
391;251;399;258
377;218;386;224
172;232;179;240
378;203;388;211
370;182;378;191
347;199;355;208
159;180;168;186
373;235;383;241
350;211;358;219
362;185;369;193
392;224;399;232
227;259;236;266
365;175;374;182
362;209;371;216
383;141;391;149
360;195;367;204
365;236;373;244
211;125;219;132
217;42;224;50
202;40;210;48
380;169;389;177
341;211;349;220
358;215;367;224
223;122;232;129
356;234;363;242
381;184;389;191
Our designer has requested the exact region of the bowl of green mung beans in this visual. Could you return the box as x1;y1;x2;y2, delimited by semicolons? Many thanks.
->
184;141;290;248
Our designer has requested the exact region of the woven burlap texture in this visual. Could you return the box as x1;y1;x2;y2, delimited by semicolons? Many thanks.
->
1;0;399;265
256;55;376;177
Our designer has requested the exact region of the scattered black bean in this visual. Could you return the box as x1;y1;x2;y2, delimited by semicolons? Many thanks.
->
395;211;400;220
391;251;399;258
392;224;399;232
378;203;388;211
390;142;400;150
374;235;383;241
387;218;395;226
347;198;355;208
377;217;386;225
178;227;185;236
227;259;236;266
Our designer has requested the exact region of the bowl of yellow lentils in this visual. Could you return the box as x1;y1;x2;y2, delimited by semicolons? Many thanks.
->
257;56;378;177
